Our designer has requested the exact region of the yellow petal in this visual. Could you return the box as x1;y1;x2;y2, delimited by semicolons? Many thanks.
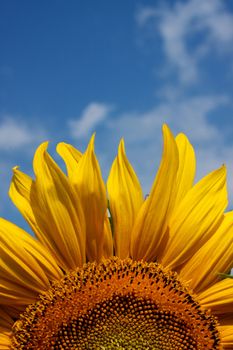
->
161;165;227;270
218;326;233;348
174;133;196;208
0;280;39;305
9;167;52;250
70;134;109;261
9;166;32;210
107;139;143;258
32;142;86;270
0;305;23;323
0;332;11;349
0;309;13;331
10;156;86;272
199;278;233;315
58;139;113;260
130;124;179;261
56;142;82;178
0;218;62;306
179;212;233;292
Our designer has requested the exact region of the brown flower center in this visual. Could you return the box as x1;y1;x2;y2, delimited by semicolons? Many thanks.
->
12;258;220;349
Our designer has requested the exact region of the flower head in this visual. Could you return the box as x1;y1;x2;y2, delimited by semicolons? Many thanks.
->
1;125;233;349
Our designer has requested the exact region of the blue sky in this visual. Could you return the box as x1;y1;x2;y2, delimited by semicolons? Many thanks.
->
1;0;233;231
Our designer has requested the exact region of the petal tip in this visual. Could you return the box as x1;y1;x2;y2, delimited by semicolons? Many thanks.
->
87;133;96;153
12;165;19;172
119;138;125;154
56;142;66;152
162;124;175;141
36;141;50;154
162;123;170;133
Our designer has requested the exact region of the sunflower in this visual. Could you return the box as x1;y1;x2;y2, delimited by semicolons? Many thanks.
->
0;124;233;349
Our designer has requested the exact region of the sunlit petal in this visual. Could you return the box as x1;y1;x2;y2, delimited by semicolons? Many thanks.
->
33;142;86;270
131;124;179;261
218;326;233;348
180;212;233;292
174;133;196;208
107;139;143;258
70;135;109;261
0;218;62;306
56;142;82;178
162;165;227;270
199;278;233;315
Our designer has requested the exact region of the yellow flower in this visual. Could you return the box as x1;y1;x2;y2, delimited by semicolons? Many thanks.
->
1;125;233;349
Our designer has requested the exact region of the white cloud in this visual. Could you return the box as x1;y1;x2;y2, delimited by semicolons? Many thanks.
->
134;0;233;201
107;95;228;145
104;94;232;202
0;117;47;151
68;102;112;139
136;0;233;84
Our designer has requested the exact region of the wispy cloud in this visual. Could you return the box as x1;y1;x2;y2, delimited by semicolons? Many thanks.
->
136;0;233;84
107;95;228;145
68;102;113;139
133;0;233;201
0;116;46;222
0;117;47;151
103;94;232;199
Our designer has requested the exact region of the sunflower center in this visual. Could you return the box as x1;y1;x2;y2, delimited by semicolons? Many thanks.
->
12;258;220;350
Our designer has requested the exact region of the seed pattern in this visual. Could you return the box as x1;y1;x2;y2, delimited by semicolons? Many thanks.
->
12;258;220;349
